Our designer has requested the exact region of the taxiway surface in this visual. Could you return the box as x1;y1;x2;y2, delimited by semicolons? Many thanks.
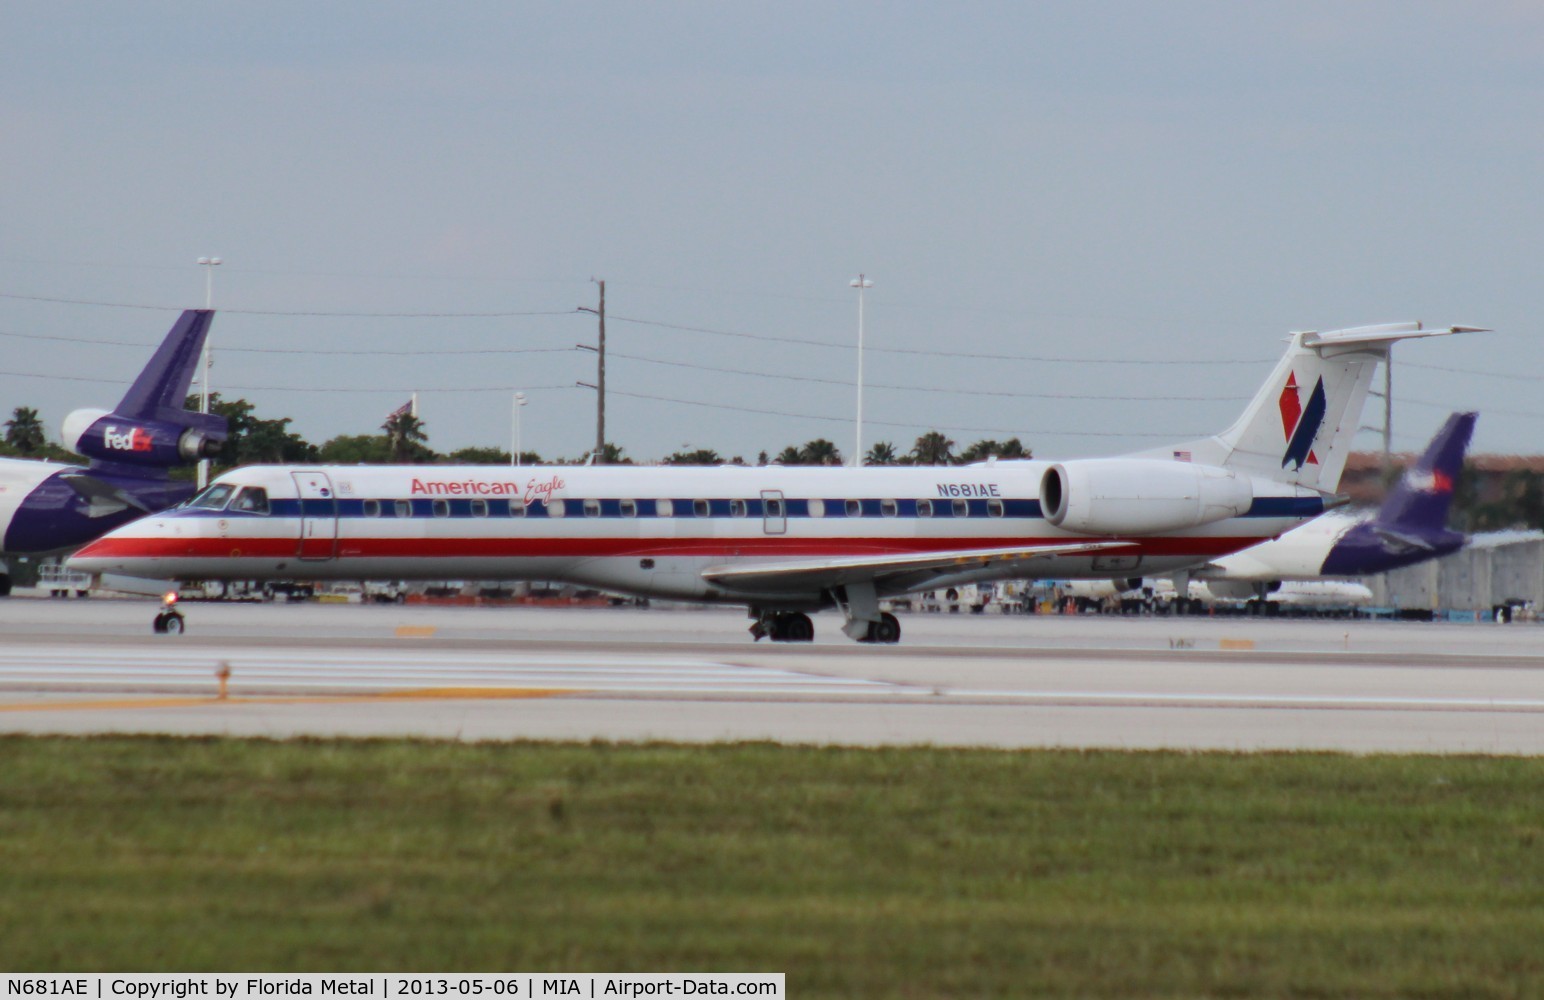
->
2;595;1540;753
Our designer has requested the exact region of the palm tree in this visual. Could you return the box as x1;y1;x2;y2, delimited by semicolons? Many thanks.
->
4;407;46;454
865;441;900;466
800;439;843;466
665;448;723;465
910;430;955;466
772;445;804;465
958;437;1031;463
382;411;429;463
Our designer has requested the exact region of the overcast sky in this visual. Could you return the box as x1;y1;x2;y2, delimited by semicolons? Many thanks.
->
3;2;1540;465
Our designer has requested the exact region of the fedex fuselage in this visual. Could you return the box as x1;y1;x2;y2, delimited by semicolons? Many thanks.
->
0;458;191;555
74;461;1322;603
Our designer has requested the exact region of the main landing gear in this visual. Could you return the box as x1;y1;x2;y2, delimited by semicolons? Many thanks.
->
858;612;901;645
152;592;185;635
835;582;902;644
750;610;815;642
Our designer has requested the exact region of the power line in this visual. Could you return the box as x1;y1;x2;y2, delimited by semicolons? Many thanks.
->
608;314;1273;365
607;350;1247;402
0;291;577;318
0;328;577;357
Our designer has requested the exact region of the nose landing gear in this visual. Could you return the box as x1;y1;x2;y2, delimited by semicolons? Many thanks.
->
152;592;185;635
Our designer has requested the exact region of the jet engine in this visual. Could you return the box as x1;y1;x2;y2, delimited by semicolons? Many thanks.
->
63;407;227;469
1040;458;1253;536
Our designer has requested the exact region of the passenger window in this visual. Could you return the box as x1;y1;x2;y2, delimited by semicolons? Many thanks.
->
394;500;411;518
766;498;784;517
189;484;236;510
471;499;488;517
546;499;566;518
432;499;450;518
952;499;969;517
881;499;898;518
584;498;601;517
988;499;1004;518
845;499;861;517
656;498;674;517
230;487;270;515
509;499;526;517
730;499;747;518
363;499;381;518
620;499;637;518
917;499;933;517
693;499;709;517
808;499;825;518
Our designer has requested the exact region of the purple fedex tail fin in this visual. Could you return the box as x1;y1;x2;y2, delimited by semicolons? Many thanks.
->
1318;412;1475;576
1374;411;1476;536
114;310;219;424
61;310;229;476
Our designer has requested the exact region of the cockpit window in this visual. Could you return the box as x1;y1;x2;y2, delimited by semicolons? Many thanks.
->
188;484;237;510
229;487;270;515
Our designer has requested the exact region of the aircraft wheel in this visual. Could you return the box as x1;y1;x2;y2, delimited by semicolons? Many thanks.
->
787;613;814;642
868;613;901;645
0;574;11;597
153;611;186;635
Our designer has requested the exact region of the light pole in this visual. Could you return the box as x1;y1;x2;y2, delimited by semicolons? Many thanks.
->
196;256;222;489
511;392;528;466
849;274;872;466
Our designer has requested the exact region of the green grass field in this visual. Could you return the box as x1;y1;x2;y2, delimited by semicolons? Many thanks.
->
0;735;1539;997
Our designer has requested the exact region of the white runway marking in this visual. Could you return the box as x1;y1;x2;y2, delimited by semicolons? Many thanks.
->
965;690;1544;710
0;644;918;697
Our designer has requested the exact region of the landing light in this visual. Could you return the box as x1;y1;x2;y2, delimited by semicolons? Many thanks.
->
163;591;179;606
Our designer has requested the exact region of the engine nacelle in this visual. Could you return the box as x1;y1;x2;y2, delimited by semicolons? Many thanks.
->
64;408;227;469
1040;458;1253;536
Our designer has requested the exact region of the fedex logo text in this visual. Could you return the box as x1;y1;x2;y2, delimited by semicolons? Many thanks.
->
103;425;153;452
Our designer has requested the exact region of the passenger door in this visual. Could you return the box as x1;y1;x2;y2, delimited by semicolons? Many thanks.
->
761;489;787;535
291;471;338;560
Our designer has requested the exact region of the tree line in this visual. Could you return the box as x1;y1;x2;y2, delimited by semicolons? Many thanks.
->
1;396;1031;471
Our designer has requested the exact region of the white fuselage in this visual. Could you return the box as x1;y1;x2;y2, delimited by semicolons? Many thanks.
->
71;462;1321;607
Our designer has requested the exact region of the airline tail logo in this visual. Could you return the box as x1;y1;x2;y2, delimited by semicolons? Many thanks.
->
1278;372;1327;471
1406;469;1455;494
103;424;153;452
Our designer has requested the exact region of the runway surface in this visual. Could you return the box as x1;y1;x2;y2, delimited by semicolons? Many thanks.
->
2;594;1542;753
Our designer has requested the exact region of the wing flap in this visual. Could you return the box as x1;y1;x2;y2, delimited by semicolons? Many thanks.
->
701;541;1136;594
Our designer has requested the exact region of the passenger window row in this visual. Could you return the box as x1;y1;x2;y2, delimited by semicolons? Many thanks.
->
203;491;1009;519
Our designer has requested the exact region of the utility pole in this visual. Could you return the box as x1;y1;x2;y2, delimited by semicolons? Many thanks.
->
849;274;872;467
577;278;606;463
196;256;221;489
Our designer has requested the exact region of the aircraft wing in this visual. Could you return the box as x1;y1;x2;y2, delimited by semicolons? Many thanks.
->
701;540;1136;595
59;472;152;517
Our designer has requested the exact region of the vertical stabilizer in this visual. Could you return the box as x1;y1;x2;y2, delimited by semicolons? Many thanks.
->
61;310;228;474
1372;411;1476;536
114;309;217;424
1154;323;1482;494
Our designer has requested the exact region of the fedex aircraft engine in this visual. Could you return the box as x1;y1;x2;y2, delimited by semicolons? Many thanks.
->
1040;459;1253;536
63;408;226;468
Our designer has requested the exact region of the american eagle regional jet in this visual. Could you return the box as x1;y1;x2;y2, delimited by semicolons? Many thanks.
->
70;322;1476;642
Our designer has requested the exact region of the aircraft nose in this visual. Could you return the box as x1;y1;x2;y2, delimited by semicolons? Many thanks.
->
68;531;160;575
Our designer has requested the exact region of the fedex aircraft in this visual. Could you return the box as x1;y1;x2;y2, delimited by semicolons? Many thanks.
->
0;309;227;595
71;321;1476;641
